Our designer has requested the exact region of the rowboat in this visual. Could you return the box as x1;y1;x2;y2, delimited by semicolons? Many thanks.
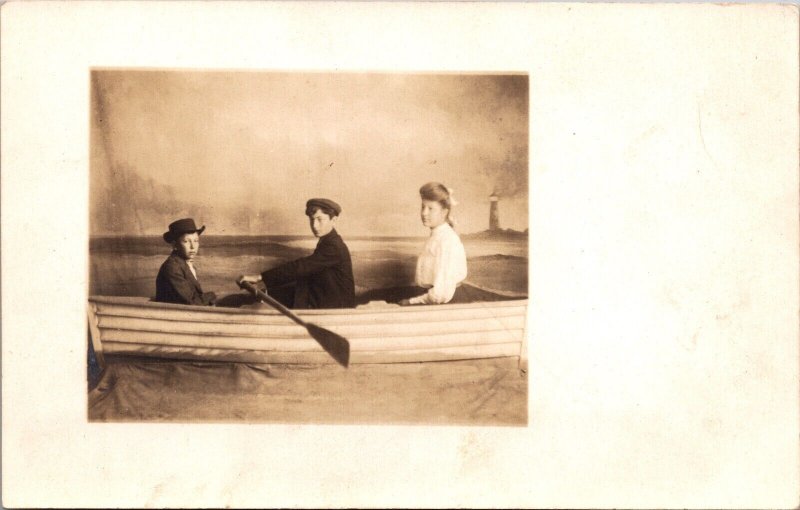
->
87;295;529;368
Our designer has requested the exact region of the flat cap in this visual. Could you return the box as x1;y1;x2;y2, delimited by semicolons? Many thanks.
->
306;198;342;216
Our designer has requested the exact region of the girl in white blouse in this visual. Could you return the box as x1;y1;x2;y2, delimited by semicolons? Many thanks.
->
399;182;468;305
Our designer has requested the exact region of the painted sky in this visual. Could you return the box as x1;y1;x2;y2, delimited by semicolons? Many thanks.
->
91;70;528;236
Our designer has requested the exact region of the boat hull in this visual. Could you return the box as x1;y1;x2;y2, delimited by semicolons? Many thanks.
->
88;296;528;366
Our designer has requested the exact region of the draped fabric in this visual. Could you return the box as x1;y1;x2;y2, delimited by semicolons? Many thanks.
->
88;356;527;424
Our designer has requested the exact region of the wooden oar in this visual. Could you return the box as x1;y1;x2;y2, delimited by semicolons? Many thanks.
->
237;280;350;367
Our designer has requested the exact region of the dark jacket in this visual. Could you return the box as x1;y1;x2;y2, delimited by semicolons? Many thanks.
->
155;252;216;305
261;229;355;309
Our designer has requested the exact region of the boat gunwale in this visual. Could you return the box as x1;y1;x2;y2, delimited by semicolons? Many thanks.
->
88;295;529;316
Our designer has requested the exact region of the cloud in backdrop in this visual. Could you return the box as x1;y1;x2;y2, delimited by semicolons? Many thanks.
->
91;70;528;236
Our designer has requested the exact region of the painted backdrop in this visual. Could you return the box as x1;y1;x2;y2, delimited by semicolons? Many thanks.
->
91;71;528;237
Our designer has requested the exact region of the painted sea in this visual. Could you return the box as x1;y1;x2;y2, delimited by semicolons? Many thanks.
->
88;233;529;425
89;233;528;299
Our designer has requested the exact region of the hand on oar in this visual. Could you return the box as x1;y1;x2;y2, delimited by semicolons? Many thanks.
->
237;274;262;287
237;280;350;368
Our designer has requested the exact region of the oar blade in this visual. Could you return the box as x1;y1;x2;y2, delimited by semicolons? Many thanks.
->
306;323;350;368
237;279;351;367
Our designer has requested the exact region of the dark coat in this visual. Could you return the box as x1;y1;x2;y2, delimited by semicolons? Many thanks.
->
155;253;216;306
261;229;355;309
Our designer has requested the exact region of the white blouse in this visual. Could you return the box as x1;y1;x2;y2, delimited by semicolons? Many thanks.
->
409;223;468;304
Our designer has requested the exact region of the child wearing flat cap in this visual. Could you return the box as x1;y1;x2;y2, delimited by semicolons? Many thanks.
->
238;198;355;309
155;218;217;306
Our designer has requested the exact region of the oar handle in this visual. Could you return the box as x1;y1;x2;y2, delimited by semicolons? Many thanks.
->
237;280;307;327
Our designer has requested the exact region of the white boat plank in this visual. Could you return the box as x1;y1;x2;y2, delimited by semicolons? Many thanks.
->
89;295;529;364
351;342;521;363
86;302;105;368
519;315;529;371
101;341;522;364
102;342;335;363
96;314;526;339
102;328;524;352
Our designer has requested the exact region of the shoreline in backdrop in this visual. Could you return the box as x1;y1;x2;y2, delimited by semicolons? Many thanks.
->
89;230;529;242
89;234;529;297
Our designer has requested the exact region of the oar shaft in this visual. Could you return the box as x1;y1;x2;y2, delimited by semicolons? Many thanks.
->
237;279;350;368
239;281;307;327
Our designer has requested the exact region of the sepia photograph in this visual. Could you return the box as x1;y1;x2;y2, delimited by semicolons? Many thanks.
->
87;70;529;424
4;2;797;507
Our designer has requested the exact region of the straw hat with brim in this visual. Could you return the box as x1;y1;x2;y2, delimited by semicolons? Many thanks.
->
163;218;206;243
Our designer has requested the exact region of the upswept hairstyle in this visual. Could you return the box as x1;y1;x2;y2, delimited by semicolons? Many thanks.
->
419;182;456;228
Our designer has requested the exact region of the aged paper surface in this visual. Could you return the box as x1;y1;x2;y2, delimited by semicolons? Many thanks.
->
2;1;798;508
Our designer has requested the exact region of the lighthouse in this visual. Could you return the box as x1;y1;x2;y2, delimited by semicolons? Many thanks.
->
489;192;500;231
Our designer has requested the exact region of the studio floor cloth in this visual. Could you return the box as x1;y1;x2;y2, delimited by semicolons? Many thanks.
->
88;356;527;425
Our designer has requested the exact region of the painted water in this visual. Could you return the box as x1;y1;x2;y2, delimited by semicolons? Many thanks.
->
89;234;528;298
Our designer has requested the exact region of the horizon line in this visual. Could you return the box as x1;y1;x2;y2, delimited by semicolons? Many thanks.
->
89;228;529;238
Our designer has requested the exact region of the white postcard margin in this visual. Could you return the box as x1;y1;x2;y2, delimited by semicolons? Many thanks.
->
2;2;798;508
